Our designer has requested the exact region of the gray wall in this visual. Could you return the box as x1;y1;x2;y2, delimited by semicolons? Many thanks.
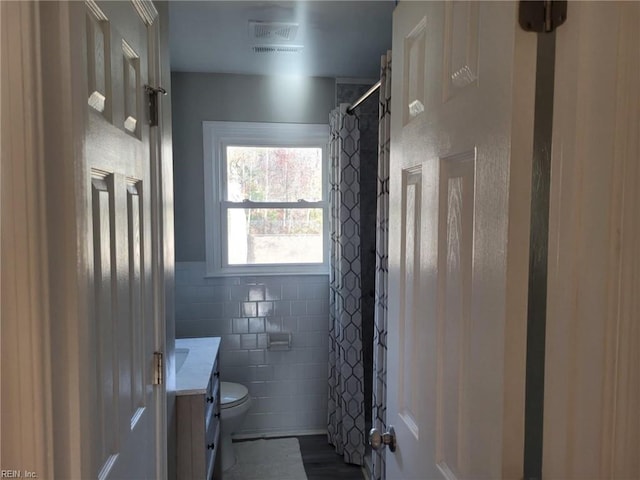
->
171;72;336;261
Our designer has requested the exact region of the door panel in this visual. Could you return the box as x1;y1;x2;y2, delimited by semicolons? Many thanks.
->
398;167;422;440
86;3;110;116
84;1;158;478
127;181;145;423
387;2;536;478
435;152;474;478
91;174;117;467
442;1;479;99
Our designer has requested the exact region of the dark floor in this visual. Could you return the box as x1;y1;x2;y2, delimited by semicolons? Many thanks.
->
298;435;365;480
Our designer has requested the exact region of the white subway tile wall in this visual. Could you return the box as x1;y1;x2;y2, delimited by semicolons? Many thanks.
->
175;262;330;435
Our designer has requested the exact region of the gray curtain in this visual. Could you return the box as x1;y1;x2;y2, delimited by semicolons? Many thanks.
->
372;51;391;480
328;103;365;466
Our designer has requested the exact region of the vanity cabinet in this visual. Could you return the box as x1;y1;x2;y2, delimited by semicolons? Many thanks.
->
176;338;222;480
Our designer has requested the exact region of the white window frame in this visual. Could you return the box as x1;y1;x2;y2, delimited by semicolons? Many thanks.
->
203;121;330;276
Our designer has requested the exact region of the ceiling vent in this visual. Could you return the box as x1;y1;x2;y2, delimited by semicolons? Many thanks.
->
249;21;299;42
251;45;304;54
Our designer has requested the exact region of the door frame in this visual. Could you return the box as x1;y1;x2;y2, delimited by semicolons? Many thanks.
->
1;1;172;478
1;1;55;477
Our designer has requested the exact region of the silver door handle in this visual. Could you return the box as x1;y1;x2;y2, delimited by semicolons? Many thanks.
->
369;426;396;452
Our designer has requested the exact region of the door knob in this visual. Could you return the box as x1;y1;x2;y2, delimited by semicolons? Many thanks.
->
369;426;396;452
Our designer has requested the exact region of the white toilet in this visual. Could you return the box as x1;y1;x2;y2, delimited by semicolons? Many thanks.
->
219;381;252;472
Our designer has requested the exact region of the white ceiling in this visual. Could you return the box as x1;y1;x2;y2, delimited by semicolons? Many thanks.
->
169;1;395;78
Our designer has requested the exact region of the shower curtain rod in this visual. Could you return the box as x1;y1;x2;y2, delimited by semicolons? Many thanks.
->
346;80;381;115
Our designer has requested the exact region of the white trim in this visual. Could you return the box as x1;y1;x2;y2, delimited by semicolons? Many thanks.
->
1;2;54;477
543;3;640;476
39;2;93;477
85;0;108;21
145;3;169;478
153;8;177;473
131;0;159;26
203;121;330;277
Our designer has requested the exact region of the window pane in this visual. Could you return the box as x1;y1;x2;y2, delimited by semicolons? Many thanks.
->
226;146;322;202
227;208;323;265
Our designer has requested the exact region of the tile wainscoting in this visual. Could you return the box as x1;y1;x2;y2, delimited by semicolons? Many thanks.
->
175;262;330;436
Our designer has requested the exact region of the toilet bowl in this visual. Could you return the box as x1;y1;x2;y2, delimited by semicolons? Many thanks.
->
220;382;252;472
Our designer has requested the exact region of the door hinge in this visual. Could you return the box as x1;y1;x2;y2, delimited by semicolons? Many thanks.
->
519;0;567;33
153;351;164;385
144;85;167;127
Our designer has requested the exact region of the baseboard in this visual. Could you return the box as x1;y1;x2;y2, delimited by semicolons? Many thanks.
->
232;428;327;441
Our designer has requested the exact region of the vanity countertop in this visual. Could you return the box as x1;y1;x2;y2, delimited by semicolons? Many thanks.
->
175;337;221;396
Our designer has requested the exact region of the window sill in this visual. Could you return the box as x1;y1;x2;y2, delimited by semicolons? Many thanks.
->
204;267;329;278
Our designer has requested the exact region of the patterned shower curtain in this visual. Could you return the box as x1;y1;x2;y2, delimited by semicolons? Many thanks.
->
371;51;391;480
328;104;365;465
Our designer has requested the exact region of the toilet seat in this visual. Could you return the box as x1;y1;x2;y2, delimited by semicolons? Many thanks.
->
220;382;249;409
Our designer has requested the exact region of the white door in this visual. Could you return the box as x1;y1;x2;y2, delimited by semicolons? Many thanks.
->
386;2;536;478
84;1;161;478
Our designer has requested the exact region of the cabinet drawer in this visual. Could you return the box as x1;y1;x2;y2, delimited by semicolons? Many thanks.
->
205;376;219;428
205;404;220;480
207;357;219;397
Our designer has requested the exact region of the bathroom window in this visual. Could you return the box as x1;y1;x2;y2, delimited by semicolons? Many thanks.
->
203;121;330;276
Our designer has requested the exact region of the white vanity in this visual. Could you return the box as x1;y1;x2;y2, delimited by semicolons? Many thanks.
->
176;337;221;480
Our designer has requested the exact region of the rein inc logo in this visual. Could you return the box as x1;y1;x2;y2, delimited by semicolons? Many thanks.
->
1;471;37;478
